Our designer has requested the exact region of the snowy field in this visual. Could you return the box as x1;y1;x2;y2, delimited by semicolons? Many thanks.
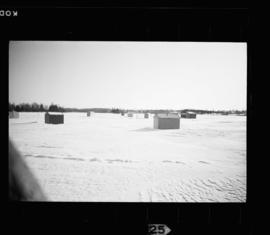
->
9;112;246;202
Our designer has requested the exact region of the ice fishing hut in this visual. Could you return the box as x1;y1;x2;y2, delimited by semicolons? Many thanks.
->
181;112;196;119
9;111;19;119
144;113;149;118
154;113;180;129
87;111;91;117
45;112;64;124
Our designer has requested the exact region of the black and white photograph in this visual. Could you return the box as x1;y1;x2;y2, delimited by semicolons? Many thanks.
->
8;41;246;202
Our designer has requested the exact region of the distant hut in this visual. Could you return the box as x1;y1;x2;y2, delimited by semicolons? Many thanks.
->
154;113;180;129
181;112;196;119
45;112;64;124
87;111;91;117
121;112;125;116
127;113;133;117
9;111;19;119
144;113;149;118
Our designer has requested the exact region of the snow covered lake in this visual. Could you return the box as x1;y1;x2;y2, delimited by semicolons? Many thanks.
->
9;112;246;202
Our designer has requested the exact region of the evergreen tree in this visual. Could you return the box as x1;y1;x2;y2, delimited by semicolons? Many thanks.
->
31;102;39;112
40;104;45;112
9;102;15;111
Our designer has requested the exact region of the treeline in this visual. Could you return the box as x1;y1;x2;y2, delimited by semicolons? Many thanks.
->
123;109;246;115
179;109;246;115
111;108;121;113
9;102;120;113
9;102;65;112
9;102;246;115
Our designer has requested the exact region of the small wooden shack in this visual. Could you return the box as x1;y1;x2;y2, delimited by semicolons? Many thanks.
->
9;111;19;119
121;112;125;116
144;113;149;118
45;112;64;124
87;111;91;117
181;112;196;119
154;113;180;129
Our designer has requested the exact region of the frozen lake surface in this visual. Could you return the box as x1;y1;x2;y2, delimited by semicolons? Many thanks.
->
9;112;246;202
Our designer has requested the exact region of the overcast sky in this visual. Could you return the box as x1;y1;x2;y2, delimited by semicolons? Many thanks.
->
9;41;247;110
